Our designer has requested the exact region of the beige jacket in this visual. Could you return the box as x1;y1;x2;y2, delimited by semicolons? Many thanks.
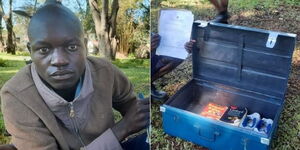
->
1;56;136;150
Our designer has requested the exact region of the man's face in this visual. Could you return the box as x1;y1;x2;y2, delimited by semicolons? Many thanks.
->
29;18;86;90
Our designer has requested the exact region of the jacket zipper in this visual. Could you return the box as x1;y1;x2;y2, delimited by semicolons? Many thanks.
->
69;102;86;150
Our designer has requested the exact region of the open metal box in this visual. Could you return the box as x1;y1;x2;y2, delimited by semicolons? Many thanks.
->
160;21;296;150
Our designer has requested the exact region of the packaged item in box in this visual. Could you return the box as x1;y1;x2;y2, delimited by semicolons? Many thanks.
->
240;112;261;129
220;106;248;126
200;102;228;120
254;118;273;135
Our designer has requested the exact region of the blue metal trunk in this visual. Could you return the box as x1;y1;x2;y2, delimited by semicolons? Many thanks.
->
160;21;296;150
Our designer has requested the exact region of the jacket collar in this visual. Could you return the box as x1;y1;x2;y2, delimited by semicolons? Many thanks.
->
31;62;94;106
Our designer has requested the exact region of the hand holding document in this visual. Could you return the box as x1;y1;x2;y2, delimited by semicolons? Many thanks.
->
156;9;194;59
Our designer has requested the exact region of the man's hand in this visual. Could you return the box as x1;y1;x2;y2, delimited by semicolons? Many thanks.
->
112;97;150;141
151;33;161;52
184;40;196;54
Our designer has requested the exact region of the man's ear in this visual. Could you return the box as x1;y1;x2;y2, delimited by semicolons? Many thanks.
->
26;42;33;64
27;42;31;53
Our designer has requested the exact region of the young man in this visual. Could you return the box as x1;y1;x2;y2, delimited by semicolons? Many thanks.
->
0;1;149;150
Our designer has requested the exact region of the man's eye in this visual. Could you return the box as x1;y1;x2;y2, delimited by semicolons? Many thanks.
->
38;47;50;54
67;45;78;51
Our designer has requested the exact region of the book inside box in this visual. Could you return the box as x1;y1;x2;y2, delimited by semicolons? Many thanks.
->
166;80;281;136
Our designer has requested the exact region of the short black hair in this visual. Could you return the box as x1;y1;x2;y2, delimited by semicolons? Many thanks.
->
45;0;62;5
27;1;83;41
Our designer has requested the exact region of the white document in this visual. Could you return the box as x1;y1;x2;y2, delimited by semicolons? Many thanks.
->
156;9;194;59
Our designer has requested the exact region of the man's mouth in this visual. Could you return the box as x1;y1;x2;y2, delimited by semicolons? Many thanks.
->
50;70;74;80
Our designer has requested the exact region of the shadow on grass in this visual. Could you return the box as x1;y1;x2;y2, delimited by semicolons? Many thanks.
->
0;58;27;144
119;61;150;96
0;59;27;88
112;59;149;68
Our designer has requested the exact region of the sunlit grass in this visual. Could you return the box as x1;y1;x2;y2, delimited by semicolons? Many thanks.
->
0;53;30;61
240;10;256;17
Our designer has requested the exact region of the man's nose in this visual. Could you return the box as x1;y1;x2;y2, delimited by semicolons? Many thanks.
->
50;48;69;67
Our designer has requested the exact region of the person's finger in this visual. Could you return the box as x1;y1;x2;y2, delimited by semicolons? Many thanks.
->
151;41;159;46
151;34;160;41
185;45;192;49
184;43;189;48
152;37;159;42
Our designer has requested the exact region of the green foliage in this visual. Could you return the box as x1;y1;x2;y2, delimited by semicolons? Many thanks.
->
80;0;149;58
0;113;6;135
15;51;30;56
229;0;279;10
82;11;95;33
0;59;8;67
0;53;28;88
112;59;149;69
112;58;150;95
229;0;300;11
284;0;300;5
0;53;28;143
117;0;150;57
271;95;300;150
127;53;136;59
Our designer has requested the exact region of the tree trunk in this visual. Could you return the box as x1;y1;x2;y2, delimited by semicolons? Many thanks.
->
89;0;119;60
0;16;4;47
85;0;90;17
6;0;15;54
0;0;5;47
109;0;118;59
34;0;38;11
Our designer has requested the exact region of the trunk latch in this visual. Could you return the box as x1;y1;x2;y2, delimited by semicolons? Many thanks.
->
266;32;278;48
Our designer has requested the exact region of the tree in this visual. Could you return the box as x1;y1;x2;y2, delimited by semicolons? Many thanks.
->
89;0;119;60
116;0;150;58
0;0;4;47
0;0;16;54
5;0;15;54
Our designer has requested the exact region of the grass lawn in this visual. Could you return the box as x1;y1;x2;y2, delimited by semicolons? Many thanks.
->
0;53;30;143
0;53;149;144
